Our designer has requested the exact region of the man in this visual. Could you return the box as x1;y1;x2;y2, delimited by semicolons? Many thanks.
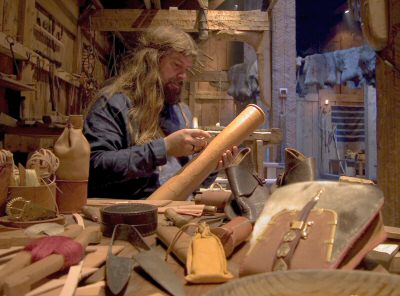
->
84;26;237;199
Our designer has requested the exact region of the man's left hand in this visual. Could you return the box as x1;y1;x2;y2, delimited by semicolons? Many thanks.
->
215;146;239;171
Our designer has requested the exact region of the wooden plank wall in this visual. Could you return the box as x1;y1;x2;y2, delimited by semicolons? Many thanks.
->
296;86;364;176
296;96;320;169
0;0;109;120
183;34;236;127
377;0;400;227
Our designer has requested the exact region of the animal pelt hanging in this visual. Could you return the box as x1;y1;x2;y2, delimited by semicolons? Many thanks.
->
303;53;337;88
299;45;376;93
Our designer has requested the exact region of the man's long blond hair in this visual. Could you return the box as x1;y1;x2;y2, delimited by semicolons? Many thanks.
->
101;26;198;145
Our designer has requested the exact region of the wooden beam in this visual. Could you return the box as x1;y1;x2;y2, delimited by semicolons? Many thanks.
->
188;70;227;82
73;27;82;74
195;91;231;100
188;81;195;115
18;0;36;119
90;9;269;32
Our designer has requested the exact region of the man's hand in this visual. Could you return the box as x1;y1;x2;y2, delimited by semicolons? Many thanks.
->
164;129;211;157
215;146;239;171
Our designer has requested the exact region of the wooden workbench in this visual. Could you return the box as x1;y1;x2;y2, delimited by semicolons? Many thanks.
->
2;200;400;296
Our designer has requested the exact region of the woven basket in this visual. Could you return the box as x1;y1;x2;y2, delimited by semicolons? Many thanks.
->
0;163;12;215
8;180;57;211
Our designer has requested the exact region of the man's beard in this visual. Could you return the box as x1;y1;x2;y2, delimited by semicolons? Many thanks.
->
163;81;183;105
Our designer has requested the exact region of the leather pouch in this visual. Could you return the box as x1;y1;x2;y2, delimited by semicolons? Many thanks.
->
186;223;234;284
225;147;268;223
240;208;337;276
277;148;316;186
245;181;386;276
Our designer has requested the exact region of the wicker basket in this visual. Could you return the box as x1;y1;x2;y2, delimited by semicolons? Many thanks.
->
8;180;57;211
0;163;12;215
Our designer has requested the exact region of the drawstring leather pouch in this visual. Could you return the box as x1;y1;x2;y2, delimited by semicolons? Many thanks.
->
166;222;233;284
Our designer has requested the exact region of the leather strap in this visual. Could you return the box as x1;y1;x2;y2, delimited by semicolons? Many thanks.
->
272;189;323;271
100;204;158;237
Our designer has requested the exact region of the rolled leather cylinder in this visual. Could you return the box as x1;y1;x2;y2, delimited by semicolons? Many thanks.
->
148;104;265;201
194;191;231;212
211;216;253;257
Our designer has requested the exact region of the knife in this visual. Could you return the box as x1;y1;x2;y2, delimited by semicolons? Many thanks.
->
106;224;185;296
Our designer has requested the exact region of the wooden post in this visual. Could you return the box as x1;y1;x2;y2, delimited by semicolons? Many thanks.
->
18;0;36;120
188;81;196;116
376;0;400;227
216;30;271;109
0;0;4;32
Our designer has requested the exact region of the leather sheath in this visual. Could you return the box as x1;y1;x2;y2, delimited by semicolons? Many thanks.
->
211;216;252;257
100;204;158;237
225;147;268;223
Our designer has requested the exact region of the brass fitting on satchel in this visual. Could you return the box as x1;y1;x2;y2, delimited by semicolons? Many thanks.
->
272;189;323;271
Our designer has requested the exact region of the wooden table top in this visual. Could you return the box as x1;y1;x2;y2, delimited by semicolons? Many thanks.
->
2;201;400;296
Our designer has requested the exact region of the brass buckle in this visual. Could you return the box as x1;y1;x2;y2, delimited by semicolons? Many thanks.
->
290;220;304;230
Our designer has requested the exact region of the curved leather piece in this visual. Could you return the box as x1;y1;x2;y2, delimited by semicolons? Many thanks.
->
224;148;269;223
277;148;316;186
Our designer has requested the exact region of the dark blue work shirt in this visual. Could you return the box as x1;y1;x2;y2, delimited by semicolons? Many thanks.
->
84;93;215;199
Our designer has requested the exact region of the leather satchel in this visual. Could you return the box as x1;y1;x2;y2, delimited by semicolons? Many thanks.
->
224;147;269;223
241;181;386;276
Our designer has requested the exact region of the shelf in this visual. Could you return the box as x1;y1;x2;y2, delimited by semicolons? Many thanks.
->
0;73;35;91
0;32;79;87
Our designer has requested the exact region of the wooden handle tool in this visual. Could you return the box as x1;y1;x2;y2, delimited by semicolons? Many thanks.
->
0;224;83;292
2;226;100;296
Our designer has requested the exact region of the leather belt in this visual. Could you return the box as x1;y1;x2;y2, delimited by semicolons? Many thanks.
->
272;189;323;271
100;204;158;237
